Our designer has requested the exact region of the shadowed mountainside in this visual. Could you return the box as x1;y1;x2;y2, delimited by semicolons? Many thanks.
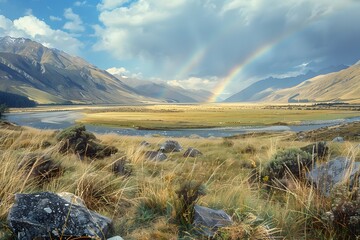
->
115;76;213;103
0;36;150;104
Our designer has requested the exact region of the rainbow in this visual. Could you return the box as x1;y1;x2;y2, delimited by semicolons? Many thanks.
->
172;10;325;102
174;46;207;79
207;15;327;102
174;20;241;79
207;41;276;102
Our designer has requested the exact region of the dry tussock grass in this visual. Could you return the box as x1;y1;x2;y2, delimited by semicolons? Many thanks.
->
0;126;359;239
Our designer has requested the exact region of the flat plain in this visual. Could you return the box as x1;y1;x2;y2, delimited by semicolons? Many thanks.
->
77;103;360;129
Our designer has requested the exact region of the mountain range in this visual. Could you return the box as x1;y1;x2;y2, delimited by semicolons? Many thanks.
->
224;65;348;102
263;63;360;103
114;76;212;103
0;36;150;104
0;36;358;105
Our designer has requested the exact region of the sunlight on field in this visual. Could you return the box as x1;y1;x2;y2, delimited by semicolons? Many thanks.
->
77;103;360;129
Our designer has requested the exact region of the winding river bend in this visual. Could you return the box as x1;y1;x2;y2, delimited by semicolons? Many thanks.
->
6;111;360;138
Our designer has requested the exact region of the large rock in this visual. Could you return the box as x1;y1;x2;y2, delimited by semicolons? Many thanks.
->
159;140;182;153
7;192;112;239
144;151;167;161
183;147;203;158
193;205;233;237
307;157;360;196
57;192;86;207
56;125;118;159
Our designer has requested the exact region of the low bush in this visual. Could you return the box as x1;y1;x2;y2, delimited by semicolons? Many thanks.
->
261;148;313;182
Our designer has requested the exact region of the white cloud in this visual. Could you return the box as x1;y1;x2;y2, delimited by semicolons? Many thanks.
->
74;1;87;7
63;8;85;32
0;15;13;30
94;0;360;90
97;0;130;11
167;76;219;91
107;67;143;79
0;15;83;55
106;67;129;75
50;15;62;21
14;16;50;37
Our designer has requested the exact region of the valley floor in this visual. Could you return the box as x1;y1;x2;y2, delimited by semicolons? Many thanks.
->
71;103;360;129
0;120;359;239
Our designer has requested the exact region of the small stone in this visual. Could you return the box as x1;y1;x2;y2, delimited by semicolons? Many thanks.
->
43;207;52;213
145;151;167;161
140;141;151;147
332;136;344;143
193;205;233;237
183;147;203;157
107;236;124;240
159;140;182;153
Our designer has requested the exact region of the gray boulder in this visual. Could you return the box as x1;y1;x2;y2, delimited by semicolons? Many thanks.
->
7;192;112;239
307;157;360;196
332;136;344;143
193;205;233;237
159;140;182;153
57;192;86;207
183;147;203;158
140;140;151;147
145;151;167;161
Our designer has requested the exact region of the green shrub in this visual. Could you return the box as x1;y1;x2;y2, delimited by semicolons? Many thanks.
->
261;148;312;182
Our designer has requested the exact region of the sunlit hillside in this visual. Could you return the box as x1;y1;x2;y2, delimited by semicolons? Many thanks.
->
266;63;360;103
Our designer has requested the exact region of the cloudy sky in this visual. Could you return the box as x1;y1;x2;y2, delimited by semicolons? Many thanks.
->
1;0;360;100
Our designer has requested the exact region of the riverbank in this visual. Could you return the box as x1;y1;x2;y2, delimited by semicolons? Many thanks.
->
6;109;360;138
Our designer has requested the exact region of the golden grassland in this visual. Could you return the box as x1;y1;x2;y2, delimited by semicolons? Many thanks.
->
76;103;360;129
0;125;359;239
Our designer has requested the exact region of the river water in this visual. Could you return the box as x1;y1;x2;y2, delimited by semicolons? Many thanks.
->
6;111;360;138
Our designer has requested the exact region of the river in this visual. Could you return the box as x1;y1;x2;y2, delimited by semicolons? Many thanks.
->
5;111;360;138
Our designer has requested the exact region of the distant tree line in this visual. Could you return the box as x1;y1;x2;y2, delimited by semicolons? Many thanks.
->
0;91;37;107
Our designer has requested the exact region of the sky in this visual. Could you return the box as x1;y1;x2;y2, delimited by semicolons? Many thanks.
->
0;0;360;100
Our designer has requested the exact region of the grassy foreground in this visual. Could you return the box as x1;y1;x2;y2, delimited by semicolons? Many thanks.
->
77;104;360;129
0;123;359;239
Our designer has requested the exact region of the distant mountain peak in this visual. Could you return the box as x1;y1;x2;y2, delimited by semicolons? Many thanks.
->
224;64;349;103
0;36;31;45
0;36;147;104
